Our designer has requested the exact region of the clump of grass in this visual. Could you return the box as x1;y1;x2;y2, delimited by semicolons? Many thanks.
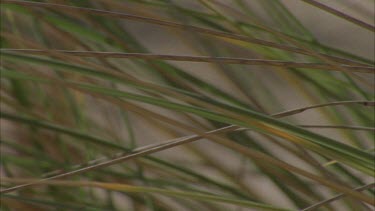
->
0;0;374;210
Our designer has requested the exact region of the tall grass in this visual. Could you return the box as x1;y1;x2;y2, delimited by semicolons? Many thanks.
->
0;0;374;210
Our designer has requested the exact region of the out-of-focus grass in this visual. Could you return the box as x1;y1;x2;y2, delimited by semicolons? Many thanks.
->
0;0;374;210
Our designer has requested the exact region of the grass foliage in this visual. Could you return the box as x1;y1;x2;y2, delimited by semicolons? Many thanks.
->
0;0;374;210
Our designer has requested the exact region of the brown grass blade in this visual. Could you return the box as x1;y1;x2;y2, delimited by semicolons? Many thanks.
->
2;49;374;73
301;0;375;32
